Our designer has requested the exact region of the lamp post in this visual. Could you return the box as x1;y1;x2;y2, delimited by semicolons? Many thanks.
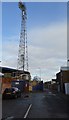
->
39;68;41;81
0;61;1;71
0;61;1;65
67;59;69;67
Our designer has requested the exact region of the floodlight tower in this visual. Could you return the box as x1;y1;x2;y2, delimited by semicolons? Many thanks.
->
17;1;28;72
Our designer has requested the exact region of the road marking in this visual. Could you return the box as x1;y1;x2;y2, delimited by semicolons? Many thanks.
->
24;104;32;118
52;94;56;96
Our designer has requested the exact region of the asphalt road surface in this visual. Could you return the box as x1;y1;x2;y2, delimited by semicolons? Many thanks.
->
2;90;69;119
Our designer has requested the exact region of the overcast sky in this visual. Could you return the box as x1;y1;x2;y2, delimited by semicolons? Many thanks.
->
1;0;68;2
1;2;67;82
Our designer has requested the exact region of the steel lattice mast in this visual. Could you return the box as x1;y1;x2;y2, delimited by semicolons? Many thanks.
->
17;1;28;72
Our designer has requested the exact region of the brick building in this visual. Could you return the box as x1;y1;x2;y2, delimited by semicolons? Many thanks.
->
56;67;69;93
0;67;31;93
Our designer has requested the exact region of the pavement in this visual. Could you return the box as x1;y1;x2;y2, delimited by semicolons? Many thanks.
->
0;94;2;120
2;90;69;119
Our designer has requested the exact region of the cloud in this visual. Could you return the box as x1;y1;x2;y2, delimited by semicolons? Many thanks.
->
0;2;2;62
1;0;68;2
28;22;67;64
2;36;19;67
28;22;67;81
2;22;67;82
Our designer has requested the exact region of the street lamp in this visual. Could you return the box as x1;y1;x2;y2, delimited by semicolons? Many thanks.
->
67;59;69;66
39;68;41;81
0;61;1;68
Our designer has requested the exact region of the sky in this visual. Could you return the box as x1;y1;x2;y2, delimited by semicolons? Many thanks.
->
1;1;67;82
0;2;2;65
1;0;69;2
67;2;69;66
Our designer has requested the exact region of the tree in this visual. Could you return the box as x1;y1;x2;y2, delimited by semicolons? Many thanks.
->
33;76;41;81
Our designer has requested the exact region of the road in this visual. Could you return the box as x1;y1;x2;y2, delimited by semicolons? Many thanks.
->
2;90;69;119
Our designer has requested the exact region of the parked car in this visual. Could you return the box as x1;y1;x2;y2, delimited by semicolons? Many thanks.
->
2;87;21;99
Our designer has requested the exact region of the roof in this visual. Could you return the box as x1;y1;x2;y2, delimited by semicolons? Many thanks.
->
56;72;61;75
61;66;69;71
0;67;17;73
52;79;56;81
0;67;30;75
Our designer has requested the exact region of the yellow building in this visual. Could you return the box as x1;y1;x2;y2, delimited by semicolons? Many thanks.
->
29;80;39;92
